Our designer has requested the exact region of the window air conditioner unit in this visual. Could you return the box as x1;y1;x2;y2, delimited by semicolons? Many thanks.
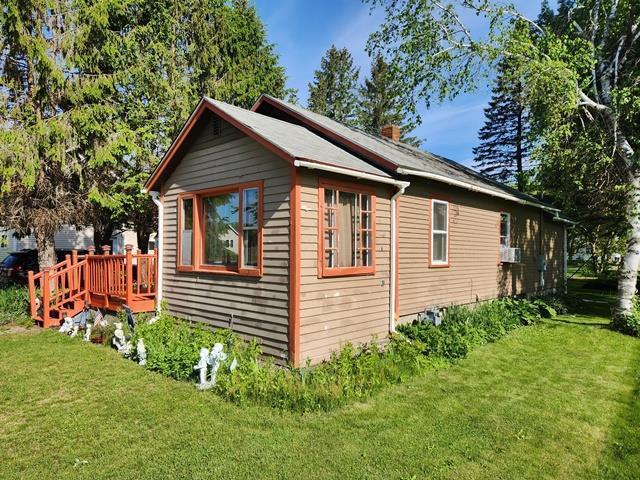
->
500;247;521;263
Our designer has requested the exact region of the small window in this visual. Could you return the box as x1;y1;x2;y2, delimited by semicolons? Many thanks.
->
242;187;259;268
179;196;194;266
500;212;511;249
319;180;375;277
431;199;449;266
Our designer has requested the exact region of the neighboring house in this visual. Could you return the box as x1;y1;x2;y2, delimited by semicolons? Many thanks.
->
0;225;139;260
144;96;572;365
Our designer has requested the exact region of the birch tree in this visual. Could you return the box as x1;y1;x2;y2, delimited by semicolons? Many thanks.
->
368;0;640;317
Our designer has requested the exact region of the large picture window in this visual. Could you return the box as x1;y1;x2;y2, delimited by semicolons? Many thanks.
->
177;181;262;276
430;199;449;266
319;179;376;277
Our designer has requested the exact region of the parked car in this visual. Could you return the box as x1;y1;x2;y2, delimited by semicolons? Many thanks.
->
0;249;38;286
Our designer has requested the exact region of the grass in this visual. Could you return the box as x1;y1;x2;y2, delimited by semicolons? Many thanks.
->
1;283;639;479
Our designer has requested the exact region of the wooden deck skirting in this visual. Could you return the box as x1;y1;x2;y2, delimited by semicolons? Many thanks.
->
28;245;157;328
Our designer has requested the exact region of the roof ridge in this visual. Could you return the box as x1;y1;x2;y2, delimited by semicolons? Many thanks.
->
260;94;554;209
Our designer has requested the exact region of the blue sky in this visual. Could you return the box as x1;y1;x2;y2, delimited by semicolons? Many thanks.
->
253;0;549;167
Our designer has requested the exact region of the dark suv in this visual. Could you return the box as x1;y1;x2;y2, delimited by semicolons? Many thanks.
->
0;249;39;286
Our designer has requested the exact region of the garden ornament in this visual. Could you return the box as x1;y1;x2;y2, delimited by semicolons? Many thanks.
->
59;316;73;334
70;324;79;338
83;323;92;342
207;343;227;386
137;338;147;366
194;347;211;390
112;322;132;356
93;309;106;328
229;357;238;372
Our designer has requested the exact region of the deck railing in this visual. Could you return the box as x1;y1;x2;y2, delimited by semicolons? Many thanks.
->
27;245;157;327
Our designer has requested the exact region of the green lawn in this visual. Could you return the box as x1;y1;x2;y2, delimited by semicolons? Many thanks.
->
1;286;639;479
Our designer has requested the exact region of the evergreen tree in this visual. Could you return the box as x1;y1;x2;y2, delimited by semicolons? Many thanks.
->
357;54;419;144
472;57;531;191
308;46;359;124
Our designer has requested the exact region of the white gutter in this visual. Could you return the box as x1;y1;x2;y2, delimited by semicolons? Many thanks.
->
389;185;407;333
294;160;410;189
396;168;561;214
148;190;163;310
563;225;568;294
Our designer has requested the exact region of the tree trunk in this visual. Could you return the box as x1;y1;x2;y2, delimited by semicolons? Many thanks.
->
136;228;151;254
614;139;639;317
34;229;56;269
93;223;115;250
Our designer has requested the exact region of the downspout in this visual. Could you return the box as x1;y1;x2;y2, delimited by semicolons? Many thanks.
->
149;191;163;310
563;224;568;294
390;183;409;333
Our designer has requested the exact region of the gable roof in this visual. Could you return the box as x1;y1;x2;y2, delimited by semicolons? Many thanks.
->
252;94;561;214
144;97;393;192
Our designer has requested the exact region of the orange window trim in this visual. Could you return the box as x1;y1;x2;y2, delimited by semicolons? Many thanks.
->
317;178;377;278
177;181;263;277
428;194;451;268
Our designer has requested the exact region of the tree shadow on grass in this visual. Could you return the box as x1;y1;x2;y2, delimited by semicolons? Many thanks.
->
597;339;640;479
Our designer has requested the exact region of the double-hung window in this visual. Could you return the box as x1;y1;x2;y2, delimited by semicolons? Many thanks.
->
177;181;262;276
319;180;376;277
500;212;511;249
430;199;449;266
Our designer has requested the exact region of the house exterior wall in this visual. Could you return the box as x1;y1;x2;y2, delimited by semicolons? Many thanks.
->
0;225;94;260
397;180;565;321
161;118;291;359
298;170;393;364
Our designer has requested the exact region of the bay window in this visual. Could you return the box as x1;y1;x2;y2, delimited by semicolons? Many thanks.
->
319;179;376;277
430;199;449;266
177;181;262;276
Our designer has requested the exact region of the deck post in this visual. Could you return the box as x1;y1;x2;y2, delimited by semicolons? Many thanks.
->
125;244;133;308
65;254;72;292
42;267;51;328
88;246;95;256
27;271;37;319
71;250;78;293
86;246;94;302
101;245;111;255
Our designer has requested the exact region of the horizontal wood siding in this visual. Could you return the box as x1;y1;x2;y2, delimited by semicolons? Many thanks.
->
162;118;290;359
398;180;564;321
299;170;392;363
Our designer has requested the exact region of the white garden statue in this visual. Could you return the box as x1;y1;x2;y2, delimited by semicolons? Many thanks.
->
112;322;132;356
59;316;73;334
194;347;211;390
137;338;147;366
83;323;92;342
207;343;227;386
70;325;79;338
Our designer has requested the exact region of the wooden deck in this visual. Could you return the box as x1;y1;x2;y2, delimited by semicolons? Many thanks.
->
27;245;157;328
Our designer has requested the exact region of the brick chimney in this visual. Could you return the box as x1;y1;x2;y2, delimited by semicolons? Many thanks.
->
380;124;400;142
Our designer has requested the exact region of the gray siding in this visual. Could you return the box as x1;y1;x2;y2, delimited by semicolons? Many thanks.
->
161;118;291;359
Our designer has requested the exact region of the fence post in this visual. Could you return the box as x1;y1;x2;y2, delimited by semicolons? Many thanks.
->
42;267;51;328
27;271;37;320
101;245;111;256
65;254;72;293
125;244;133;308
88;246;95;256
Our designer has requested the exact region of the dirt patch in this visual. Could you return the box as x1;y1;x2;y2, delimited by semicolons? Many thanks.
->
0;325;40;335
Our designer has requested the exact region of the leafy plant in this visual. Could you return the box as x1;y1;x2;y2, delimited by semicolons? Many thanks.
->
612;296;640;337
0;286;32;326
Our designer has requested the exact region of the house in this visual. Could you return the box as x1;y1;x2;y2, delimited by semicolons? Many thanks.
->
143;96;572;365
0;225;140;260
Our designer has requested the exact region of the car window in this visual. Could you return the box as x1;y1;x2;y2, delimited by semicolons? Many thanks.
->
0;255;19;267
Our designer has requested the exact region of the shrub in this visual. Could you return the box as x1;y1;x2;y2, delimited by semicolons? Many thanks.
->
0;286;31;326
612;296;640;337
398;297;547;360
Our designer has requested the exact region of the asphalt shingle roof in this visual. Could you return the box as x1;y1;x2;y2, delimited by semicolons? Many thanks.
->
205;98;391;178
256;95;557;210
